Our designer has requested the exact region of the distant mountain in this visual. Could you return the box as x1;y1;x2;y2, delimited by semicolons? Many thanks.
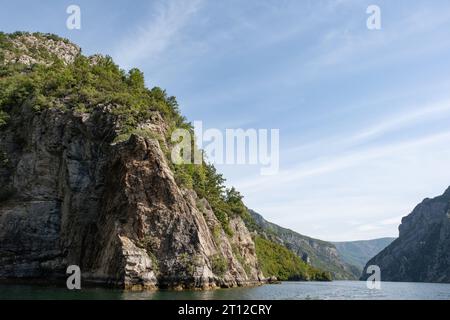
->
333;238;395;273
361;187;450;283
249;210;360;280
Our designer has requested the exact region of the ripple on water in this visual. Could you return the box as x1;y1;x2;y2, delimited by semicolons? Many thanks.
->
0;281;450;300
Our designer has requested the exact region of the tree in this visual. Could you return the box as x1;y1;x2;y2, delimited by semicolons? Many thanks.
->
127;68;145;90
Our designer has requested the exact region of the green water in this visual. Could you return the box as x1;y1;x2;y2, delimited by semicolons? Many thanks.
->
1;281;450;300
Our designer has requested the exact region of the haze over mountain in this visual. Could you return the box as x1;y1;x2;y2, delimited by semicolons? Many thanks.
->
333;238;395;272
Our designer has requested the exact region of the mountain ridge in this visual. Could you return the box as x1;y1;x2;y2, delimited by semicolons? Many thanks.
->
248;210;360;279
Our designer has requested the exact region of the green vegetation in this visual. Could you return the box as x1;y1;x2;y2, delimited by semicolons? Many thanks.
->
248;210;359;280
0;56;185;134
232;244;251;276
211;254;228;277
179;253;201;276
171;161;252;236
0;32;73;69
1;31;71;43
255;236;331;281
212;225;222;244
113;128;164;144
136;236;160;273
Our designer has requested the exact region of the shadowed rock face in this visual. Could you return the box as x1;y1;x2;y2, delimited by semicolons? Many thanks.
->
0;103;264;290
361;188;450;283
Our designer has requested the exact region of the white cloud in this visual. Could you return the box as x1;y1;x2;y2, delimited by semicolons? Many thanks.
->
287;98;450;159
348;100;450;144
113;0;203;69
237;129;450;193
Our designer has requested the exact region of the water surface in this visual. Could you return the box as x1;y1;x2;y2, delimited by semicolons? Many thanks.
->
1;281;449;300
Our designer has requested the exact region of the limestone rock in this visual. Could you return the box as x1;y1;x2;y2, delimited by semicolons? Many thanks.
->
1;33;80;66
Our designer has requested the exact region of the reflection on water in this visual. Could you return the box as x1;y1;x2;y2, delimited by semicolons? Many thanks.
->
1;281;450;300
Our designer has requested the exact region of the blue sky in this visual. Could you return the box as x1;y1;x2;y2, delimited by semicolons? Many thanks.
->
2;0;450;241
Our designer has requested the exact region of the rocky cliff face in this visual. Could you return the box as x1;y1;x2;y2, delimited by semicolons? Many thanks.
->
361;188;450;283
1;32;80;66
0;33;265;290
0;103;264;290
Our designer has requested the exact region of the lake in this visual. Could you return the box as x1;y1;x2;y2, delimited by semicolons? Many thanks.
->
1;281;449;300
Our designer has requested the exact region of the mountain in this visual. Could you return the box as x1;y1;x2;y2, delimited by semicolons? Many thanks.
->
361;187;450;283
332;238;395;273
248;210;360;279
0;32;328;289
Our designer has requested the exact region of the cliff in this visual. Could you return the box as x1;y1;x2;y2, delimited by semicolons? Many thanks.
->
361;188;450;283
0;32;267;290
0;93;265;290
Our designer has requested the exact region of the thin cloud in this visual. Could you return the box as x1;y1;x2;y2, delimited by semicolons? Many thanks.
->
349;100;450;144
113;0;203;69
236;129;450;192
356;216;404;233
287;98;450;161
379;216;404;226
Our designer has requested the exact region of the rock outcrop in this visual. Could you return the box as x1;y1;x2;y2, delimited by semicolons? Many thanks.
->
0;103;264;289
361;188;450;283
1;32;80;66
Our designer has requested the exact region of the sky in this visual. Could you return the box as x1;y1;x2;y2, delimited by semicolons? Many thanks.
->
2;0;450;241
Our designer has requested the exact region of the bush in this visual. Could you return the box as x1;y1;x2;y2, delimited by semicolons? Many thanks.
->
136;236;159;272
113;128;163;144
211;254;228;277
